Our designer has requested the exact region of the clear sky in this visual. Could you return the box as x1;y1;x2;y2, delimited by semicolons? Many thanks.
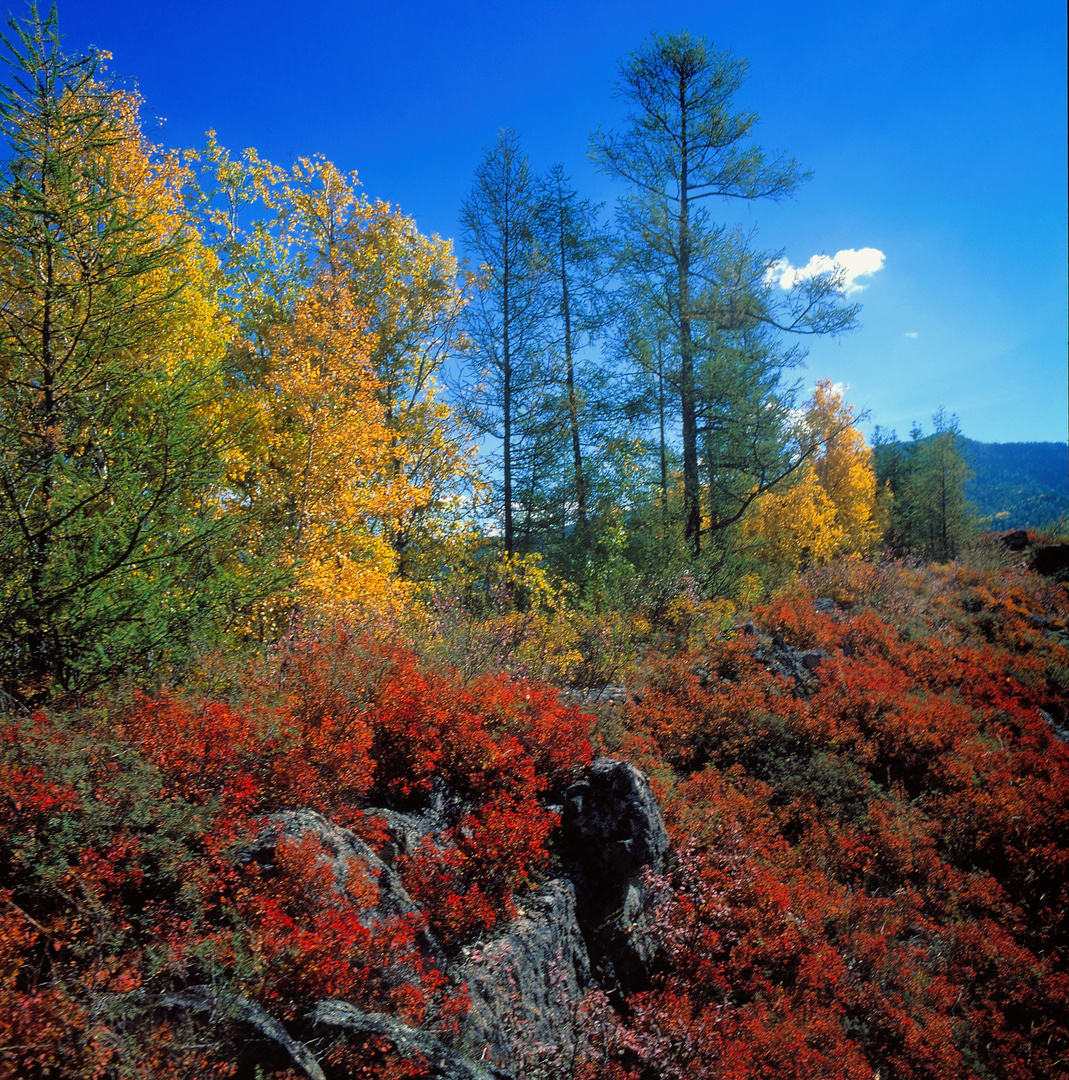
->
51;0;1068;444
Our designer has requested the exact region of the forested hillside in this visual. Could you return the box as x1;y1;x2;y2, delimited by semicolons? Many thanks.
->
964;439;1069;530
1;9;1066;1080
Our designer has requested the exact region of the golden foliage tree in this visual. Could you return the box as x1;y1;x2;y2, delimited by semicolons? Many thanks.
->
806;378;881;555
285;167;478;581
255;274;413;621
189;147;476;625
743;467;843;587
743;380;879;591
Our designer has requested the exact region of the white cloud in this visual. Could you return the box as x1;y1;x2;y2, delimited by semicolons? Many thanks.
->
903;331;919;339
766;247;885;296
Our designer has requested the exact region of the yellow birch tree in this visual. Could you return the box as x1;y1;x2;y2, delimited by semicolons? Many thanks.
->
806;379;881;555
190;148;478;626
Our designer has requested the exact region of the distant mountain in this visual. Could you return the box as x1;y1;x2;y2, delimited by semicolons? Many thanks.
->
963;439;1068;531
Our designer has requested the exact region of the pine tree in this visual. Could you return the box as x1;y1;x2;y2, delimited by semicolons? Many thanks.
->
0;6;257;701
592;32;856;557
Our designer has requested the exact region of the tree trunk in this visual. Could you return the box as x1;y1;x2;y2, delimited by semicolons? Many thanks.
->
677;80;701;557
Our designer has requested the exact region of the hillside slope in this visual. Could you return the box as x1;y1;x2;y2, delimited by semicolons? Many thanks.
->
965;438;1068;529
2;553;1068;1079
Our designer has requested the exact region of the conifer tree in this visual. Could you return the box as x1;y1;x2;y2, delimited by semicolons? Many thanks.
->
537;165;611;547
0;6;256;701
459;129;547;556
592;32;857;557
874;410;976;560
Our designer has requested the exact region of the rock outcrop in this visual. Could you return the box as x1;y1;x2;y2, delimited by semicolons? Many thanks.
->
753;633;831;687
230;762;669;1078
557;757;669;999
246;809;423;922
452;878;591;1071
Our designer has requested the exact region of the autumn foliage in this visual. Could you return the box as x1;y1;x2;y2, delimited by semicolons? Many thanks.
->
616;555;1069;1080
4;552;1067;1078
2;9;1068;1080
0;634;592;1078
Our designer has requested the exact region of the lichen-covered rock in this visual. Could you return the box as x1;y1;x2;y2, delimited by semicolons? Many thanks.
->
246;810;413;916
753;633;831;687
244;809;442;965
451;878;591;1073
308;1001;514;1080
557;757;669;997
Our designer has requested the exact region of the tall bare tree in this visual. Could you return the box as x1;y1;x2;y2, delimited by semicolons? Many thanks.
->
459;129;546;556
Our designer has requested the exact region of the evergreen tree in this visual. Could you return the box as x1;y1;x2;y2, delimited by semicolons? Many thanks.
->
905;409;976;560
0;6;259;702
536;164;611;554
592;32;856;557
873;410;976;560
458;129;548;557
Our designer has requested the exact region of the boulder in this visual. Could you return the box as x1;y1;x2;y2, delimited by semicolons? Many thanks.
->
369;777;469;861
1033;544;1069;577
451;878;591;1073
241;760;674;1072
1000;529;1031;552
557;758;669;998
245;809;417;918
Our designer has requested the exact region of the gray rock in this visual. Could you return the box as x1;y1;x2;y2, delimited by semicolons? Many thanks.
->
246;809;416;918
370;777;469;859
244;809;443;969
752;638;831;688
309;1001;513;1080
98;985;328;1080
451;878;591;1073
563;684;629;708
161;986;327;1080
369;806;434;861
558;758;669;997
239;760;672;1071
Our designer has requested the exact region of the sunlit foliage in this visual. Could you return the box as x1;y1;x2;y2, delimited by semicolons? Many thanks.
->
0;631;592;1077
743;381;879;590
0;11;271;703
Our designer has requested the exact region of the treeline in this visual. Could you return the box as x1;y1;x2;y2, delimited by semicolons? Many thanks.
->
450;35;989;594
872;426;1069;544
0;10;982;708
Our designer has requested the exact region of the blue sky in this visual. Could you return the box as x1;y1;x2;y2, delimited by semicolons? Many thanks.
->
53;0;1067;444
